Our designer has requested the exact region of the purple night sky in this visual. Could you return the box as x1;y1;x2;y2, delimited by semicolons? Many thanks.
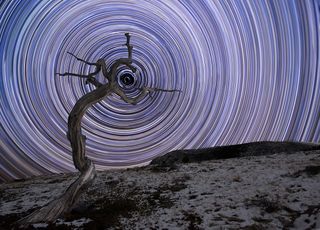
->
0;0;319;181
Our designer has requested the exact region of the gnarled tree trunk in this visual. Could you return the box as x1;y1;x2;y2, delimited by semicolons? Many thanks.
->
17;33;180;228
17;85;112;227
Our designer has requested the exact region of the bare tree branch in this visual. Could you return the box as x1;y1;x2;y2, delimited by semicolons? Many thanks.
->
124;33;133;60
114;86;181;105
56;70;103;88
106;58;136;83
113;86;150;105
67;52;98;66
139;87;182;93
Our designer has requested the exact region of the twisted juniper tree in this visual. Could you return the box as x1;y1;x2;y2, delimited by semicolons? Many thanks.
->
18;33;180;226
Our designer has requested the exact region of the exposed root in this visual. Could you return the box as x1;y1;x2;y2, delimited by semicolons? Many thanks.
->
16;161;96;228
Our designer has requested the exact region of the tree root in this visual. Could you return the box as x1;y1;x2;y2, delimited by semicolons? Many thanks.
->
16;160;96;228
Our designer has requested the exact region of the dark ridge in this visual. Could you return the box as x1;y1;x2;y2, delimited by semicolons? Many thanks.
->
150;141;320;167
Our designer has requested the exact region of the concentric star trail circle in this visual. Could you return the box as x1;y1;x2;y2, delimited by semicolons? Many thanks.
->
0;0;319;181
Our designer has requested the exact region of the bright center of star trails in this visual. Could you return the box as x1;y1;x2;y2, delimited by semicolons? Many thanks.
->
0;0;319;181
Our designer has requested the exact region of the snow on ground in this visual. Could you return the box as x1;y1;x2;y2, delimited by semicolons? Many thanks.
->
0;150;319;229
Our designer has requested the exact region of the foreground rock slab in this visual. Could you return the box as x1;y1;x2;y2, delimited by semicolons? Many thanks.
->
0;148;319;229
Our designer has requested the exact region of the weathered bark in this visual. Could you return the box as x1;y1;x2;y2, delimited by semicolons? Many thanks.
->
16;160;96;227
17;33;180;228
17;84;112;228
67;84;112;172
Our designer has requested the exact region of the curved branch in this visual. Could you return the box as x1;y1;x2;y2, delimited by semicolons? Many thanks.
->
106;58;136;83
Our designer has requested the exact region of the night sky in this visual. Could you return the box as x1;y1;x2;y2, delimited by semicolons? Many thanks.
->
0;0;319;182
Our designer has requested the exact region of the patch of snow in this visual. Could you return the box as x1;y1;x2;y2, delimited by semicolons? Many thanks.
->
1;150;319;229
55;218;93;227
32;223;48;228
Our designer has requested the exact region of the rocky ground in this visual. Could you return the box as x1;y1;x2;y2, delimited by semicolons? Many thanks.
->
0;142;320;229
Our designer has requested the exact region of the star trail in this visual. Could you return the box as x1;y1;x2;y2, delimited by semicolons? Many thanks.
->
1;0;319;181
